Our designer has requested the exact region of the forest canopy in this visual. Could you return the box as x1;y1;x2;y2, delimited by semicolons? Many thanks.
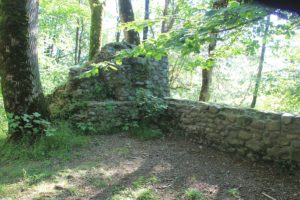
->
37;0;299;113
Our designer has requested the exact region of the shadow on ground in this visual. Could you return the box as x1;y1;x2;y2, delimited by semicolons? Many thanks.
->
1;133;300;200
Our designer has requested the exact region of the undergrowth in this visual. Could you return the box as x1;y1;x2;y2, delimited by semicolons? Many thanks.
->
0;121;88;197
0;121;87;162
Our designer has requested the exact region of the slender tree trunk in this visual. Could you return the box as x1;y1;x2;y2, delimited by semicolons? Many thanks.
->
115;0;121;42
143;0;150;41
118;0;140;45
89;0;104;61
199;33;217;101
250;15;271;108
0;0;49;141
74;18;80;64
199;0;228;102
161;0;178;33
78;18;84;64
161;0;169;33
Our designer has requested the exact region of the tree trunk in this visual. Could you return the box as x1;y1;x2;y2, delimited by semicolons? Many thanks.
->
143;0;150;41
250;15;271;108
74;18;80;64
199;0;228;102
161;0;178;33
199;33;217;101
78;18;84;64
89;0;104;61
161;0;169;33
118;0;140;45
0;0;49;141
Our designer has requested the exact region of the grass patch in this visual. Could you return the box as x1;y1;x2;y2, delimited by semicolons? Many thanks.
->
0;121;87;161
184;188;203;200
113;147;130;156
226;188;240;198
133;176;159;189
137;188;158;200
89;177;108;188
131;126;163;141
0;121;88;197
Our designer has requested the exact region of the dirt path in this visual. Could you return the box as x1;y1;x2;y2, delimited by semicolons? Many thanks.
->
23;134;300;200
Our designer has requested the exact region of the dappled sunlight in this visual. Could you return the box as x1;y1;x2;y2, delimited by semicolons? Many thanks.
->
152;162;173;173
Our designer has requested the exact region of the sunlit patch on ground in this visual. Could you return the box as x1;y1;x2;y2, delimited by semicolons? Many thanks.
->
1;134;299;200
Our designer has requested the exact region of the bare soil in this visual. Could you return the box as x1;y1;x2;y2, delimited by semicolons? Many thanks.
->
23;133;300;200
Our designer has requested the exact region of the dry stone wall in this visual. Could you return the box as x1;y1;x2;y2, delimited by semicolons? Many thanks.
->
65;98;300;164
66;42;170;101
49;42;300;165
165;99;300;164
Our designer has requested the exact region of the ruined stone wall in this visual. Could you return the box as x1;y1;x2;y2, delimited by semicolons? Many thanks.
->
49;42;300;165
166;99;300;163
66;42;170;101
65;98;300;164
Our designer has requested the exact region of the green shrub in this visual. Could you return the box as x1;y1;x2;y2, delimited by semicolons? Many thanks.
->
135;89;168;121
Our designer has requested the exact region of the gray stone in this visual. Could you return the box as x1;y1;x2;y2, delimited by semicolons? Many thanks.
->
266;121;281;131
238;131;252;140
291;140;300;148
267;147;290;159
251;120;265;129
209;106;220;114
294;116;300;125
281;113;294;125
237;116;253;126
246;140;263;152
286;134;299;140
227;138;244;146
291;148;300;162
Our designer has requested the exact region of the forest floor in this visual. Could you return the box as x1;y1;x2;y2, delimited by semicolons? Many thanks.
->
1;133;300;200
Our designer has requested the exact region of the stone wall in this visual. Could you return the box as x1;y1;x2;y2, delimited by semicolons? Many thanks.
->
66;42;170;101
64;98;300;164
49;42;300;165
165;99;300;164
71;101;137;134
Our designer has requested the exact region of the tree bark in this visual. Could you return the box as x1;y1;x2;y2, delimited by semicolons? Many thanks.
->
161;0;169;33
143;0;150;41
78;18;84;64
199;33;217;101
161;0;178;33
118;0;140;45
89;0;104;61
0;0;49;141
250;15;271;108
74;18;80;64
199;0;228;102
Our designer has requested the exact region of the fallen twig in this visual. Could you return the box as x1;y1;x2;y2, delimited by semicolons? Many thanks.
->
262;192;277;200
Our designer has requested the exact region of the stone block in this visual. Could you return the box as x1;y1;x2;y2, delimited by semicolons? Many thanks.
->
291;140;300;148
226;138;244;146
251;120;265;129
209;105;220;114
237;116;253;126
246;140;263;152
266;121;281;131
291;148;300;162
267;147;291;160
238;131;252;140
281;113;294;125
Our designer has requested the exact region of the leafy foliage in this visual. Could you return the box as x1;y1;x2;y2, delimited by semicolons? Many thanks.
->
135;89;168;121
